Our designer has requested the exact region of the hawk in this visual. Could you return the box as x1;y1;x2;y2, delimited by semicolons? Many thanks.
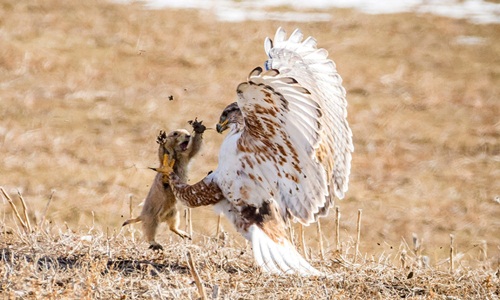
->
157;28;353;275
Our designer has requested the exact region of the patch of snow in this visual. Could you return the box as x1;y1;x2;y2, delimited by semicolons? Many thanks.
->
117;0;500;24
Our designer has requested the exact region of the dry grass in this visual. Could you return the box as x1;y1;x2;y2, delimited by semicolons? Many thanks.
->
0;0;499;298
1;224;499;299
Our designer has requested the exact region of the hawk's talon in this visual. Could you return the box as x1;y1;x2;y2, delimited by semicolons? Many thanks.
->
164;154;175;169
150;154;175;175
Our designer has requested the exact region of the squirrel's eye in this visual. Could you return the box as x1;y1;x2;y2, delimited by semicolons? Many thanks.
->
173;132;178;136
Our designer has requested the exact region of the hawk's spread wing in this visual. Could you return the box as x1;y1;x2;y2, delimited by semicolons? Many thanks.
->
234;68;328;225
227;28;353;225
265;28;353;202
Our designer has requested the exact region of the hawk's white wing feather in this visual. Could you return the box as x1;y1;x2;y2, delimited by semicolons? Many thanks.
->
232;69;329;224
266;28;354;202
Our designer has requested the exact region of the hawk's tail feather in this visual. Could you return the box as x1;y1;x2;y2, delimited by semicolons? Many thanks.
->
249;224;323;276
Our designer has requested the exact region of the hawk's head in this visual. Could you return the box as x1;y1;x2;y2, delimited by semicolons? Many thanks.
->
216;102;243;134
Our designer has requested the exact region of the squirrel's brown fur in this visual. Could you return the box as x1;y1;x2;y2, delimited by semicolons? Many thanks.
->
123;122;205;250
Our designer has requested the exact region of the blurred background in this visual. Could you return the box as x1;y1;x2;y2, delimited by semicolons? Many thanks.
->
143;0;500;23
1;0;498;267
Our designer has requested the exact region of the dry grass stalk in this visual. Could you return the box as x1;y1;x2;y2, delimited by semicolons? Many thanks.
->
354;209;362;263
478;240;487;261
335;206;341;253
412;233;420;255
184;208;189;233
125;194;136;241
39;190;55;228
17;191;32;233
450;234;455;273
317;219;325;260
401;249;407;270
215;213;222;238
105;226;112;258
1;187;28;232
412;233;423;268
188;208;193;237
187;250;208;300
128;194;133;220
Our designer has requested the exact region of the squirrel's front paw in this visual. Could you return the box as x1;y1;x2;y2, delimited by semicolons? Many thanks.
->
156;130;167;145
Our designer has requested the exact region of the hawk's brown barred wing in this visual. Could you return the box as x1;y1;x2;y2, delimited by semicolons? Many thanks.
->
168;172;224;207
265;27;354;204
233;67;330;225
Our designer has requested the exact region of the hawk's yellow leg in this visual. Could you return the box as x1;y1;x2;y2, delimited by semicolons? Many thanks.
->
150;154;175;175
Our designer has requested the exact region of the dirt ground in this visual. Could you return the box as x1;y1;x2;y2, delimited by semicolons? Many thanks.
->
0;1;499;297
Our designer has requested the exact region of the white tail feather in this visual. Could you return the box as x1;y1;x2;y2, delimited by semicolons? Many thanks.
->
249;225;323;276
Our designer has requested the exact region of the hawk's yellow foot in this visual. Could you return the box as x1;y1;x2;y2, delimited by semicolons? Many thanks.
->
150;154;175;175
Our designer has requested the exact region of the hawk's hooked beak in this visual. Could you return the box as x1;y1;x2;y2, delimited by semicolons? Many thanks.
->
216;119;229;134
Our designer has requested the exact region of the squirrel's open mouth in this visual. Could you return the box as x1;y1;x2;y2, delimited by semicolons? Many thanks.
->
179;140;190;151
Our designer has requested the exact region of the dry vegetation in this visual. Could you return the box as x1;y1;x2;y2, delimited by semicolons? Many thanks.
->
1;0;499;298
1;224;498;299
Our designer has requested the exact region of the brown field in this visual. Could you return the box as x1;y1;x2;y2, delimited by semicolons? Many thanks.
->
1;0;499;298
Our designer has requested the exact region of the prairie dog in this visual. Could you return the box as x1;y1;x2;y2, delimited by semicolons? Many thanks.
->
123;120;206;250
